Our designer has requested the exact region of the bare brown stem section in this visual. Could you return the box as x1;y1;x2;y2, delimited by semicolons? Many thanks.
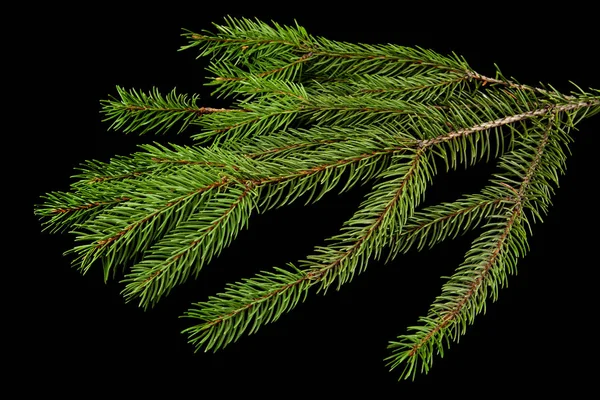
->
465;71;577;100
418;99;598;148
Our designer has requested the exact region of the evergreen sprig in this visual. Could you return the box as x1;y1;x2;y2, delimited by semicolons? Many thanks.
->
101;86;205;135
35;17;599;380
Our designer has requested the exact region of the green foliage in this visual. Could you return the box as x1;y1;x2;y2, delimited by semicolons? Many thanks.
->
35;17;599;380
101;86;203;135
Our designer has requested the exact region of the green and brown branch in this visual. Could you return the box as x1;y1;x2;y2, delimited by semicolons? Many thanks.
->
35;17;600;382
386;116;560;379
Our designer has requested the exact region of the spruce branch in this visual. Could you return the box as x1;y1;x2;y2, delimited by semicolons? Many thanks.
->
386;194;513;257
121;183;257;308
35;17;599;381
386;114;569;379
101;86;242;136
183;149;432;350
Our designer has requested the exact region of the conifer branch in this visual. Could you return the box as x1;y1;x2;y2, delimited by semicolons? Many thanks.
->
183;148;432;350
387;195;513;257
35;17;599;381
36;192;132;234
101;86;245;136
183;109;533;349
386;115;567;379
122;183;257;308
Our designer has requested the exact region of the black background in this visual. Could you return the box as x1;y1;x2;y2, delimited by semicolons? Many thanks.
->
19;3;599;395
